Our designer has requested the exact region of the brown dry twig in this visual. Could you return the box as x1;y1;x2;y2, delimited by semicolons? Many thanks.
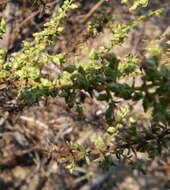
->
20;115;49;130
80;0;106;24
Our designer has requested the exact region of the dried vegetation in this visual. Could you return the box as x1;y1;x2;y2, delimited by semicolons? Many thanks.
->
0;0;170;189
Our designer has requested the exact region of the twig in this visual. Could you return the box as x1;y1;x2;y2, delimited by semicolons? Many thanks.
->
119;129;170;149
20;115;48;130
80;0;106;24
18;0;62;29
18;10;41;29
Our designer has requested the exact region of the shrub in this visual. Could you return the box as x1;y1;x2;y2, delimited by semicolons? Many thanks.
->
0;0;169;170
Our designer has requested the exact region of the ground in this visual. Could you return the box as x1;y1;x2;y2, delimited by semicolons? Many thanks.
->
0;0;170;189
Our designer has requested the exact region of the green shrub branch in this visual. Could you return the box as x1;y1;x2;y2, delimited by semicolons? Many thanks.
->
0;0;169;169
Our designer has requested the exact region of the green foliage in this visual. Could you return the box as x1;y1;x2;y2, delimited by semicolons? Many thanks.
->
0;0;169;171
0;19;6;39
121;0;149;11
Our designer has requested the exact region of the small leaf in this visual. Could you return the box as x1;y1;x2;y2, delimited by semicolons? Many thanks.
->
65;65;76;73
0;48;5;56
97;93;109;101
88;51;100;60
92;136;105;150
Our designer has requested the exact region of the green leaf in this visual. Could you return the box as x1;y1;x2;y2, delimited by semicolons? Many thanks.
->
0;19;6;37
52;54;66;65
28;66;40;80
0;48;5;56
132;92;143;101
130;0;149;11
105;67;117;82
41;78;52;87
65;65;76;73
92;136;105;150
107;82;119;92
73;74;89;90
88;51;100;60
121;0;128;3
105;103;115;124
97;93;109;101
